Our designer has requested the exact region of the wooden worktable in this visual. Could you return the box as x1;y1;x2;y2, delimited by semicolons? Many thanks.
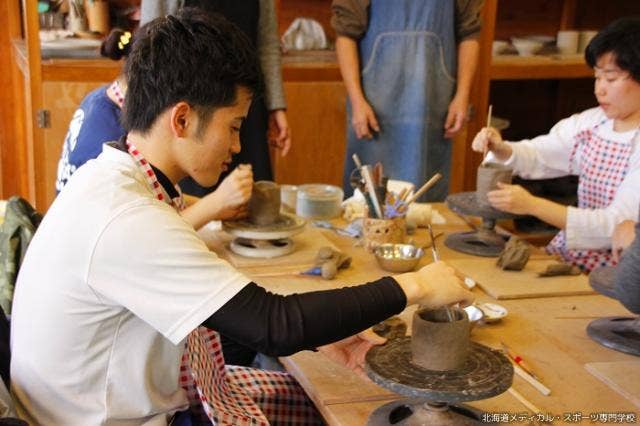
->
202;204;639;424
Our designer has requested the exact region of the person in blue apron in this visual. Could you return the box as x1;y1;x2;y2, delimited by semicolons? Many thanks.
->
141;0;290;197
471;17;640;272
332;0;484;201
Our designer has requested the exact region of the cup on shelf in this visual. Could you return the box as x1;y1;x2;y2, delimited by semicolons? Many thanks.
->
511;37;543;57
492;40;510;56
578;30;598;53
556;30;579;55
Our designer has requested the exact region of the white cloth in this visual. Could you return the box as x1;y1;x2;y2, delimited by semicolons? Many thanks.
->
10;144;250;426
487;107;640;250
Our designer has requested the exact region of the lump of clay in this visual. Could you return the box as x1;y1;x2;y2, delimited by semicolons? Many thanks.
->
314;246;352;280
496;236;531;271
248;181;281;226
538;263;582;277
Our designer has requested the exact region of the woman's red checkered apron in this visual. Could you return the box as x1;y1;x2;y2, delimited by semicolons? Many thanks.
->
546;121;633;272
126;139;320;425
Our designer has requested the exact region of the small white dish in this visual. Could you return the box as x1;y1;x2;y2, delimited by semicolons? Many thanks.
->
463;276;477;289
476;302;508;323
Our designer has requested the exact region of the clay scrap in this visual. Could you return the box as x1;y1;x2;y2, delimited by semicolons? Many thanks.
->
496;236;531;271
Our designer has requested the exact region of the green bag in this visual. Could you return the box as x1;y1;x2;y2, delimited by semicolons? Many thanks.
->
0;197;42;315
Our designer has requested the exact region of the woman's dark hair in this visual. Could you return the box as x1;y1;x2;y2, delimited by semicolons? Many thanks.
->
122;8;263;133
100;28;134;60
585;16;640;83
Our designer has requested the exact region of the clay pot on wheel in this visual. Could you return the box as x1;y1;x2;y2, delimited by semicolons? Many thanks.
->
476;163;513;208
248;181;281;226
411;307;470;371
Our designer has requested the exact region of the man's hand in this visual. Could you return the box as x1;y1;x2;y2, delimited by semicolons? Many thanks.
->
444;94;468;138
317;328;386;380
395;261;475;308
268;110;291;156
351;98;380;139
612;220;637;262
208;164;253;220
487;182;535;215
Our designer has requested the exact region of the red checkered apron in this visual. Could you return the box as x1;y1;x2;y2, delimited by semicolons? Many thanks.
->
127;138;320;425
546;121;634;272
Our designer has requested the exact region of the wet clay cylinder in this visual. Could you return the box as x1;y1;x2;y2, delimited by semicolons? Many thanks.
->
248;181;281;226
411;307;470;371
476;163;513;208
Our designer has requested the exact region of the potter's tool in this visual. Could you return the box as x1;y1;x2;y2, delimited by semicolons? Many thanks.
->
403;173;442;206
513;363;551;396
222;213;306;258
501;342;540;380
427;224;455;323
508;387;542;413
586;266;640;357
482;104;492;163
444;192;519;257
352;154;383;219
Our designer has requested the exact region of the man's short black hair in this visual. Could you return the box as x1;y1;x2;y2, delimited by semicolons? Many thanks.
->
585;16;640;83
122;8;263;133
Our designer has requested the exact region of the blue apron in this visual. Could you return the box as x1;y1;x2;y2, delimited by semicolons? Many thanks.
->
343;0;457;202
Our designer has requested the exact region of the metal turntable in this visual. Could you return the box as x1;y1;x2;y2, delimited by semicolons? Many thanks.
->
222;213;306;258
445;192;519;257
586;266;640;357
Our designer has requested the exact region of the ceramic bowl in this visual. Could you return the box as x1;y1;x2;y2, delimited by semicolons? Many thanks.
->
511;37;544;56
373;243;424;273
492;40;510;56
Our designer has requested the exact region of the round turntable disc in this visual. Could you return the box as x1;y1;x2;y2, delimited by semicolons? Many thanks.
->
222;213;306;240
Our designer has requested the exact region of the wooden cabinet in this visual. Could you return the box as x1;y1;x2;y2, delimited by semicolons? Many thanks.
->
6;0;640;211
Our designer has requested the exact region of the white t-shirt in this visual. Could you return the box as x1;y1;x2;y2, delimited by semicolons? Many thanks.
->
10;144;251;425
487;107;640;250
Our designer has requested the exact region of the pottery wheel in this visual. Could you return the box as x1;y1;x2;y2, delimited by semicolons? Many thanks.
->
229;238;294;258
446;192;518;221
589;266;617;299
222;213;306;240
445;192;518;257
365;337;513;403
587;317;640;357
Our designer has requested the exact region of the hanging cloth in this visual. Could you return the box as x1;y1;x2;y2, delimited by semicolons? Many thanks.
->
342;0;457;202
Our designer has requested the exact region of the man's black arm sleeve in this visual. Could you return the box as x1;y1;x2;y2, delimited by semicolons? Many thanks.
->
202;276;407;356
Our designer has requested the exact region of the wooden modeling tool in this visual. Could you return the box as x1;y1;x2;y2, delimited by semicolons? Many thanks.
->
482;104;492;163
427;224;455;323
404;173;442;206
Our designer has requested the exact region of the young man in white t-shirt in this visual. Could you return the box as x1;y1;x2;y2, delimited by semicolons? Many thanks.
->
10;10;474;425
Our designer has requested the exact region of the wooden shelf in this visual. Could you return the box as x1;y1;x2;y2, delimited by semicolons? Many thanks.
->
490;53;592;80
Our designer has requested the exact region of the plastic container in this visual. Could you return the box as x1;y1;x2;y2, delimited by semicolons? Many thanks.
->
296;184;343;219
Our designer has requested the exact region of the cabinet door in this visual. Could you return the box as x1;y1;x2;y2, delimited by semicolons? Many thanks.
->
42;81;106;207
272;81;347;187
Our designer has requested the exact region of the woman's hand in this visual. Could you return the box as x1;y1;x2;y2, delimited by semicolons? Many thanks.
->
487;182;536;215
612;220;637;262
471;127;512;161
351;98;380;139
317;328;386;380
268;110;291;156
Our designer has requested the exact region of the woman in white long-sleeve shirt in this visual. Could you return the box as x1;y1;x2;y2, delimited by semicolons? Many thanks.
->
472;17;640;272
